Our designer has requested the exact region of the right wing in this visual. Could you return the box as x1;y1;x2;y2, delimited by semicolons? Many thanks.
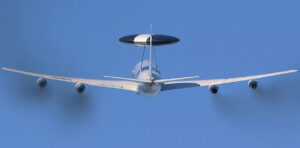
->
2;67;139;92
162;69;298;91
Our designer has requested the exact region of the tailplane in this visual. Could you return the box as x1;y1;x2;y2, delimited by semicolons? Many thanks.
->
104;76;149;83
154;76;199;83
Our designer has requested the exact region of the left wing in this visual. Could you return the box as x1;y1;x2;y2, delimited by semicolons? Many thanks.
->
162;69;297;91
2;67;139;92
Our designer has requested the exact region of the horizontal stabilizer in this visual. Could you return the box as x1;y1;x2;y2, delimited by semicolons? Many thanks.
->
154;76;199;83
104;76;148;83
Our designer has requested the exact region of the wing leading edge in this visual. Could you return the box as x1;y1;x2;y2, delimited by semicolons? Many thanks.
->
162;70;298;91
2;67;139;92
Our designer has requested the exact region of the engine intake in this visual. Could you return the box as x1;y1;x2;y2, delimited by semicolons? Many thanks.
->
37;78;47;88
248;79;258;89
75;83;85;93
209;85;219;94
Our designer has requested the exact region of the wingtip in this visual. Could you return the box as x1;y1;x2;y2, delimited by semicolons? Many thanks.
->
290;69;298;73
2;67;15;72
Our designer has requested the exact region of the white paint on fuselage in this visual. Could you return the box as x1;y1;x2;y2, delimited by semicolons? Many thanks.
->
134;60;162;97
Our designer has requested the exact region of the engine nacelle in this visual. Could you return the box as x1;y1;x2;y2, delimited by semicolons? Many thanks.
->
248;79;258;89
209;85;219;94
37;78;47;88
75;83;85;93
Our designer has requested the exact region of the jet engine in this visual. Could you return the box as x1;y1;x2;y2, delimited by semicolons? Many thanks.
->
209;85;219;94
75;83;85;93
37;78;47;88
248;79;258;89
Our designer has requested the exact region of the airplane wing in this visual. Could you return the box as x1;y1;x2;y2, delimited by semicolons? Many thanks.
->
2;67;139;92
161;70;298;91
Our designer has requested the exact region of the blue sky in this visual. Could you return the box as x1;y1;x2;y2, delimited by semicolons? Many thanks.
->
0;0;300;147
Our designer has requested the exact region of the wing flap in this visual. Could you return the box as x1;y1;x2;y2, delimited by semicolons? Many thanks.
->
161;82;200;91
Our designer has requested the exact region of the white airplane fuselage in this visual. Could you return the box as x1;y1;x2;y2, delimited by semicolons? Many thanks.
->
135;60;162;97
